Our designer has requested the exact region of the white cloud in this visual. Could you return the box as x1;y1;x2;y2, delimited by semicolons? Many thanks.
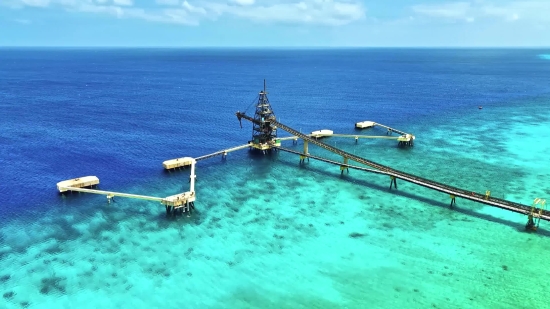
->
182;1;207;15
74;3;199;24
21;0;50;7
412;1;550;24
156;0;180;5
231;0;254;6
412;2;471;20
2;0;365;26
113;0;132;6
207;0;365;26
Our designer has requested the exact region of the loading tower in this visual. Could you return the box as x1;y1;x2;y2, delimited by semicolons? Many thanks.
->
250;80;278;150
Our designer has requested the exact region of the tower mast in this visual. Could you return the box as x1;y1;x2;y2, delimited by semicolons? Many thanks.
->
250;79;277;150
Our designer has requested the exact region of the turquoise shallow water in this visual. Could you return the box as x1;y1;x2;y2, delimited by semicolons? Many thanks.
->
2;99;550;308
2;49;550;308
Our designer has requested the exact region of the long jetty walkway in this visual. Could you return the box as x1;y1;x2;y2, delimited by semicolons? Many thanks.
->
59;158;198;216
195;144;251;161
276;146;390;176
278;133;404;145
326;134;399;140
280;133;401;141
371;121;409;136
58;186;196;212
163;144;250;170
59;186;164;202
236;112;550;222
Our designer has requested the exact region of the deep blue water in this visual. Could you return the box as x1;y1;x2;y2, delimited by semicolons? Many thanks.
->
1;48;550;215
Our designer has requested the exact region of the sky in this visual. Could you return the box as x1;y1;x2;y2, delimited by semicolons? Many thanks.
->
1;0;549;47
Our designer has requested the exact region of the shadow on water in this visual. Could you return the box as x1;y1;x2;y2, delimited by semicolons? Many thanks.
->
245;147;279;159
275;157;550;237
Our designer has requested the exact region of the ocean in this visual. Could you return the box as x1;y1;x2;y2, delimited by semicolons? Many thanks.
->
1;48;550;308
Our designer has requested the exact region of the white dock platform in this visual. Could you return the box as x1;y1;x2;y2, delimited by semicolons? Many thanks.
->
57;176;99;193
397;134;415;142
355;121;375;129
311;129;333;138
163;157;194;169
164;144;251;170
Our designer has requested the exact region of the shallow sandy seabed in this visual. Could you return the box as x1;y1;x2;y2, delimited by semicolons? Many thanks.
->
1;104;550;309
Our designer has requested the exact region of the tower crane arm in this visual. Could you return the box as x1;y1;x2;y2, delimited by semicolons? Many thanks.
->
236;111;258;127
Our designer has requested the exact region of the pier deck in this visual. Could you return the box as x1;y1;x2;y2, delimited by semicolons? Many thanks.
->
276;146;390;176
59;157;197;213
163;157;194;169
195;144;251;161
59;186;163;201
371;121;409;136
355;121;375;129
279;134;401;141
163;144;251;170
321;134;399;140
57;176;99;193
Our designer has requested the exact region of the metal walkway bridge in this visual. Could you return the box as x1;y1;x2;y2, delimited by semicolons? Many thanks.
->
195;144;251;161
276;146;391;176
236;112;550;224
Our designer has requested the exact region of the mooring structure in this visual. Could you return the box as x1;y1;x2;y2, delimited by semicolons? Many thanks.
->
57;80;548;231
235;110;550;230
248;80;278;151
57;159;197;217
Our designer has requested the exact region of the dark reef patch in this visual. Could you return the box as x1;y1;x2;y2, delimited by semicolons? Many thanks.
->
349;232;367;238
39;275;67;295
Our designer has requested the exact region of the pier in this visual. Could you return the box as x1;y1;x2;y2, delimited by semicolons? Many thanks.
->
276;146;390;176
162;144;250;170
362;121;410;136
58;158;197;216
355;121;375;129
236;110;550;229
195;144;251;161
57;80;548;231
57;176;99;193
58;185;194;205
59;186;196;216
355;121;415;146
266;131;410;145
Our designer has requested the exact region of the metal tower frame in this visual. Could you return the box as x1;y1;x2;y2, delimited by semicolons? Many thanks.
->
251;80;277;146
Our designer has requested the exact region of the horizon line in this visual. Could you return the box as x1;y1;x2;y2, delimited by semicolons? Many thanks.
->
1;45;550;50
